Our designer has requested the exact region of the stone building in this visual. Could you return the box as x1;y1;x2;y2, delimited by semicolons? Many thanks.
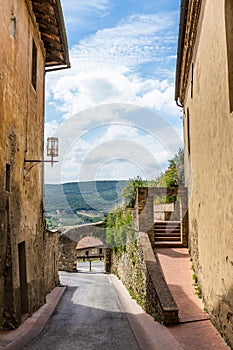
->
0;0;69;328
175;0;233;346
76;236;105;260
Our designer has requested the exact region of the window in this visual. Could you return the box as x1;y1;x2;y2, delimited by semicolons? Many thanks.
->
186;108;191;155
31;40;37;90
5;164;11;192
225;0;233;112
10;14;16;38
99;248;103;255
191;63;194;99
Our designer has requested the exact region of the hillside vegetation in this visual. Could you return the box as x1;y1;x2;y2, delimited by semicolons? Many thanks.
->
45;148;184;230
44;180;127;228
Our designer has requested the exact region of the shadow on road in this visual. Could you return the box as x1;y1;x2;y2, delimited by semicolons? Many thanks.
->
23;275;141;350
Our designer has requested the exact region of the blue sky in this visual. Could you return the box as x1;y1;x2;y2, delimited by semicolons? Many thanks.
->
45;0;183;183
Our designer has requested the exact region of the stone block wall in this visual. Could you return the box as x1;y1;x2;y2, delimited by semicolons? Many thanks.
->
110;233;179;325
154;202;180;221
44;230;59;293
136;187;188;248
111;239;147;309
136;188;154;245
58;234;77;272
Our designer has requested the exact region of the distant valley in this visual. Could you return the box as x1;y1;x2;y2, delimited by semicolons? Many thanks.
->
44;180;127;229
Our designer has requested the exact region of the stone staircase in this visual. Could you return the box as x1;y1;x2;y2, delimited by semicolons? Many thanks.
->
154;221;183;248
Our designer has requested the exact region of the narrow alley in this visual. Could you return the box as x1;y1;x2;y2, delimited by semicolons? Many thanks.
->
22;271;141;350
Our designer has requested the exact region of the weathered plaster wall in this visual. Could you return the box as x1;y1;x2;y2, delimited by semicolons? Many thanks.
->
0;0;57;328
183;1;233;346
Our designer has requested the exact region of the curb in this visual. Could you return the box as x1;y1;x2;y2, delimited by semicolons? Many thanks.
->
110;275;184;350
0;286;66;350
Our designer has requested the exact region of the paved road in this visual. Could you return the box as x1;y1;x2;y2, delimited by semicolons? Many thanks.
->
76;261;105;273
23;271;141;350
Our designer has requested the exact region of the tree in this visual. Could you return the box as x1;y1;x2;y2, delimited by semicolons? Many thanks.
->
152;147;184;203
120;176;145;208
156;148;184;188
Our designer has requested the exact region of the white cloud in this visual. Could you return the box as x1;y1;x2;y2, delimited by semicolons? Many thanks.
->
46;12;178;118
45;10;182;182
68;12;177;68
46;67;178;121
44;107;182;183
61;0;111;28
44;119;60;140
74;0;110;13
61;134;169;182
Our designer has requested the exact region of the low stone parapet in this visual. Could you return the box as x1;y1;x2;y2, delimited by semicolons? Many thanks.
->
110;232;179;325
140;233;179;325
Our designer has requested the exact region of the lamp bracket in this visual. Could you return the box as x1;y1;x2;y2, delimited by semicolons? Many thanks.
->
24;159;59;180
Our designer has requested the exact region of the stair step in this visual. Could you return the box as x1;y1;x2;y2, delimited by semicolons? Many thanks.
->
154;221;180;225
154;223;180;227
155;241;183;248
154;231;180;237
154;228;180;233
154;221;182;248
154;225;180;229
155;223;180;226
155;236;181;242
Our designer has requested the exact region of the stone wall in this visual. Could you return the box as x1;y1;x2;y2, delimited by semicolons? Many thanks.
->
58;223;107;272
58;234;77;272
0;0;47;328
136;187;188;248
110;233;179;325
0;1;68;329
154;202;180;221
44;230;59;293
60;222;106;243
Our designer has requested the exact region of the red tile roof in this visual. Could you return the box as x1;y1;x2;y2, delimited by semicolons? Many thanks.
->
76;236;104;250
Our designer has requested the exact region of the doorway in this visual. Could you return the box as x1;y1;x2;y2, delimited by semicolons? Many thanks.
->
18;242;29;313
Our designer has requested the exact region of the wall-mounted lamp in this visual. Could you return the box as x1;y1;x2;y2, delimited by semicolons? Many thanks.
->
46;137;59;166
24;137;59;179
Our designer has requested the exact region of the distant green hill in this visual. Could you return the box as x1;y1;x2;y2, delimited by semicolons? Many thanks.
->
44;180;127;228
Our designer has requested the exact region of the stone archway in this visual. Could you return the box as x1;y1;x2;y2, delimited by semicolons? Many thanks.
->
58;222;106;271
59;222;106;244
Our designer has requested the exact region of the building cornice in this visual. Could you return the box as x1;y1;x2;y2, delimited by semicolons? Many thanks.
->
31;0;70;71
175;0;202;106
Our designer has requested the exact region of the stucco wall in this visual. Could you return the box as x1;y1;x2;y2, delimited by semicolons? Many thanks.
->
183;1;233;346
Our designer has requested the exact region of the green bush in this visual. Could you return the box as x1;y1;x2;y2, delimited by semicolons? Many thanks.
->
104;207;135;247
